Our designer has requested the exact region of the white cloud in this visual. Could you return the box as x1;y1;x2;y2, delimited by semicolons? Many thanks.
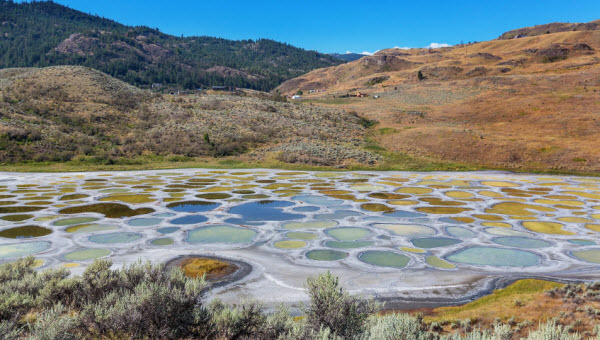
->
345;50;377;55
344;43;451;55
426;42;451;49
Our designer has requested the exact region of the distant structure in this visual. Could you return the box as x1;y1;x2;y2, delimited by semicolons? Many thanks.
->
291;95;302;100
151;83;162;88
211;86;236;92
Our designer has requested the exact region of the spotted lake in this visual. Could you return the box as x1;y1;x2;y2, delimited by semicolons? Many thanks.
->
1;170;599;306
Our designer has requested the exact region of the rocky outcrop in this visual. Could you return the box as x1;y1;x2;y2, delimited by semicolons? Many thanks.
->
55;33;103;56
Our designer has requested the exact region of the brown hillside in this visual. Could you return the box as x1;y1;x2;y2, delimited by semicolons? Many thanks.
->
0;66;378;167
277;29;600;172
498;19;600;39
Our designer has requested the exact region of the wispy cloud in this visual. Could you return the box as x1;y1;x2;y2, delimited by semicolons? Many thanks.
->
345;50;377;55
426;42;451;48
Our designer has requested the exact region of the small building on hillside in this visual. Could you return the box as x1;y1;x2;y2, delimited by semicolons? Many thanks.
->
291;95;302;100
151;83;162;89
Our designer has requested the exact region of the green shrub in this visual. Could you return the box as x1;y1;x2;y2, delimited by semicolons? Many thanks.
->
304;271;378;338
363;313;430;340
28;303;80;340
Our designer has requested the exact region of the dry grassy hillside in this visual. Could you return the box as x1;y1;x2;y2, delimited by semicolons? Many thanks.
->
277;27;600;173
0;66;378;167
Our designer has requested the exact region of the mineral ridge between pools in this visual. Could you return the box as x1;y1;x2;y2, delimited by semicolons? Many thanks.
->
1;169;600;305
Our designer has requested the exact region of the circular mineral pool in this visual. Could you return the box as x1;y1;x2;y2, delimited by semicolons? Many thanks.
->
54;217;99;226
59;203;154;218
351;184;385;192
284;221;337;229
492;236;551;249
99;188;130;193
157;227;180;234
305;249;347;261
196;193;232;200
293;206;320;213
522;221;573;235
63;248;111;261
484;228;532;237
426;256;456;269
572;249;600;263
167;201;221;213
325;227;370;241
89;232;142;244
187;225;257;244
128;218;163;227
372;224;436;237
446;226;476;238
568;239;596;246
361;203;394;213
0;241;51;259
1;214;34;222
65;224;119;233
170;215;208;225
325;241;374;249
286;232;318;240
154;213;176;218
411;237;462;249
0;206;46;214
359;251;410;268
151;238;174;246
274;240;307;249
228;200;303;222
416;207;472;214
0;226;52;239
446;247;541;267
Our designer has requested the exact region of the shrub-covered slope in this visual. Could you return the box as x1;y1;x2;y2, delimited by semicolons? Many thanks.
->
0;66;378;166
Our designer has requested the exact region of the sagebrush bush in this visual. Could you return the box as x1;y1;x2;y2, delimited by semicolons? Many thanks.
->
2;258;600;339
362;313;431;340
304;271;379;338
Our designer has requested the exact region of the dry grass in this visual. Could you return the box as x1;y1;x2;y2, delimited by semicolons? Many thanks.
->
418;279;600;338
277;30;600;173
178;258;235;280
428;280;563;323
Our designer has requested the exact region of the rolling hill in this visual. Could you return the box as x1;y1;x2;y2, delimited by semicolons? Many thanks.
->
277;21;600;173
0;0;343;91
0;66;378;167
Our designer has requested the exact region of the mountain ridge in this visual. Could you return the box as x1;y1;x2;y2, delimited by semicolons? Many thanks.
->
0;0;343;91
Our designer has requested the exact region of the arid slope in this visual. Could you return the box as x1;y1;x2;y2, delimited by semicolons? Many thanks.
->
278;27;600;172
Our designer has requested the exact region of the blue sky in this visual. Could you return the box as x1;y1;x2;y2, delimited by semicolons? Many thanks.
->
48;0;600;54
